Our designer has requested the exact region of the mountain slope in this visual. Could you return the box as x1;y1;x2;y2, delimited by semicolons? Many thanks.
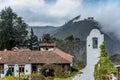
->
53;16;120;55
27;26;58;39
110;54;120;65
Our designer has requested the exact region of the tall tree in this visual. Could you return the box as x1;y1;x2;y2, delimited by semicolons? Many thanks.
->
0;7;28;50
29;28;38;50
94;44;116;80
41;34;54;43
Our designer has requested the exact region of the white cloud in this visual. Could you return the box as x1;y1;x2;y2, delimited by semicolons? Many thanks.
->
0;0;120;40
0;0;45;9
49;0;82;16
0;0;83;26
77;1;120;39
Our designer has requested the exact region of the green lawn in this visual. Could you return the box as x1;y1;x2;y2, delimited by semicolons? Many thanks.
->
54;72;81;80
54;77;73;80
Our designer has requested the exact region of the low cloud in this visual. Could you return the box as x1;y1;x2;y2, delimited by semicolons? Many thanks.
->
0;0;120;39
0;0;82;26
82;1;120;40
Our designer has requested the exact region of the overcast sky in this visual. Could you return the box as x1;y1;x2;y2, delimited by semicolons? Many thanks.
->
0;0;119;26
0;0;120;39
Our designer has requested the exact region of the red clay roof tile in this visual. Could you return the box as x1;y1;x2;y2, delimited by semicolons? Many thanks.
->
0;48;73;65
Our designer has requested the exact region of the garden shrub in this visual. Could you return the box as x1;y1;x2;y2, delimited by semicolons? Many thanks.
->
94;44;116;80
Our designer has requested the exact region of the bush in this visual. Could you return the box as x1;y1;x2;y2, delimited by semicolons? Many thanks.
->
71;66;79;72
94;44;116;80
76;61;85;69
46;77;54;80
1;76;25;80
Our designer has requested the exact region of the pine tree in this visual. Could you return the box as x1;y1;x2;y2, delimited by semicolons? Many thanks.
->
29;28;38;50
94;44;116;80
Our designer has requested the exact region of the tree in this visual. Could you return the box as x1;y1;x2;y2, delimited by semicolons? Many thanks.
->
29;28;38;50
0;7;28;50
94;44;116;80
41;34;55;43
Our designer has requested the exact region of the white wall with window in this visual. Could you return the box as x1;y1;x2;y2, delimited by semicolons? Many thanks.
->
0;64;32;78
0;64;4;78
14;64;19;76
77;29;104;80
0;64;8;78
86;29;104;79
25;64;31;75
92;37;98;49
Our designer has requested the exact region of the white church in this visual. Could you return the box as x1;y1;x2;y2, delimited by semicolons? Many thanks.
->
73;28;118;80
81;28;104;80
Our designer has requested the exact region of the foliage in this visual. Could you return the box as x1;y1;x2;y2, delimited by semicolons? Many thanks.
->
40;34;86;66
109;54;120;61
71;61;85;71
5;69;12;76
54;71;79;80
1;76;25;80
1;73;45;80
41;64;68;78
94;44;116;80
0;7;28;50
30;73;46;80
1;72;78;80
41;34;55;43
46;77;54;80
40;64;78;78
28;28;38;49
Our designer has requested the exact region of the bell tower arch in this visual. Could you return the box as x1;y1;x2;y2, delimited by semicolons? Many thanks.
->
86;28;104;79
74;29;104;80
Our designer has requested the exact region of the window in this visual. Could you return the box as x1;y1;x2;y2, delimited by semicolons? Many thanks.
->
0;64;4;74
32;64;38;73
8;65;14;73
93;37;98;49
19;65;24;73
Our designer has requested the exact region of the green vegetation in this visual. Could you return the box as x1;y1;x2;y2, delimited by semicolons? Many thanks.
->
1;64;81;80
1;71;79;80
94;44;116;80
28;28;38;50
54;77;73;80
5;69;12;76
0;7;28;50
1;73;45;80
41;34;86;66
40;64;80;78
109;54;120;61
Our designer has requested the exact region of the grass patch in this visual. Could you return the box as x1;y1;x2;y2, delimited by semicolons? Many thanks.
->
54;71;81;80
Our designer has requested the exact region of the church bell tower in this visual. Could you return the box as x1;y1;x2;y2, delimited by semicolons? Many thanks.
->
74;29;104;80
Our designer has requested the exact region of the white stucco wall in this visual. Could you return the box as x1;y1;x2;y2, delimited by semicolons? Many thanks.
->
0;64;8;78
14;64;19;76
76;29;104;80
0;64;32;78
25;64;31;75
41;48;54;51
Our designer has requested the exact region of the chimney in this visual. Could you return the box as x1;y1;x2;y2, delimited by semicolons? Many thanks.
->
4;49;7;51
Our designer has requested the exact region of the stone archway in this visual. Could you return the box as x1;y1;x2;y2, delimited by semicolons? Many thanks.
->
41;64;56;77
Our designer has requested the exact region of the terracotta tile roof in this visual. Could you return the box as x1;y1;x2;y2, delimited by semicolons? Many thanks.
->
54;48;74;63
39;43;56;47
0;48;73;65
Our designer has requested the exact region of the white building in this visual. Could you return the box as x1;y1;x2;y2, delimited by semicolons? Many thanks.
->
73;28;104;80
0;44;74;78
